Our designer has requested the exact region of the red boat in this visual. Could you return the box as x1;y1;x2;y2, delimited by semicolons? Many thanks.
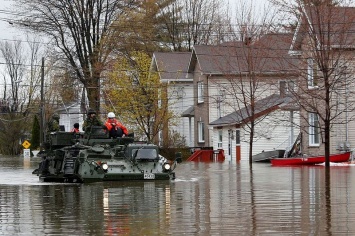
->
270;152;351;166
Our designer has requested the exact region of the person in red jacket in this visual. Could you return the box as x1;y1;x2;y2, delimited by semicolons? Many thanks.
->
71;123;80;133
104;112;128;138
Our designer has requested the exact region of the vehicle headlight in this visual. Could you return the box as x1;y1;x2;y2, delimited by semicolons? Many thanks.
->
163;163;171;172
102;163;108;171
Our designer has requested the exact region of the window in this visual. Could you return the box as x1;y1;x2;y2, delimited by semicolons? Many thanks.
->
287;81;295;92
280;81;286;95
132;148;157;160
309;113;320;146
217;89;225;118
307;58;318;88
217;130;222;148
158;89;162;108
198;121;205;142
235;130;240;145
197;81;204;103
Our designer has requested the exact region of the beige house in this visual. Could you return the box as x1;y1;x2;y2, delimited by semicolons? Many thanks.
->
186;33;300;160
290;6;355;156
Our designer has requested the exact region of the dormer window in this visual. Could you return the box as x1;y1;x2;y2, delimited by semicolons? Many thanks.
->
307;58;319;89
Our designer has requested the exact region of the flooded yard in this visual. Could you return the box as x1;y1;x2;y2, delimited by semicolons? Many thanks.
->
1;156;355;235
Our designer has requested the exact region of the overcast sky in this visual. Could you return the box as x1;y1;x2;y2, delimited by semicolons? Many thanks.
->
0;0;21;40
0;0;272;41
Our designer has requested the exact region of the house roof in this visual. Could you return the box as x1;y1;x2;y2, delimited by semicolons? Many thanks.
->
55;101;82;112
209;94;297;127
181;105;194;117
291;6;355;51
189;33;299;75
152;52;192;82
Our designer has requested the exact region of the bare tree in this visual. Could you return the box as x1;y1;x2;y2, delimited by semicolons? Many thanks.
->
0;37;47;155
14;0;136;112
213;1;292;164
159;0;233;51
26;36;46;112
0;40;26;113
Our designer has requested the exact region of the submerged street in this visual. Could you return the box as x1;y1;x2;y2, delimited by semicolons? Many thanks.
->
1;156;355;235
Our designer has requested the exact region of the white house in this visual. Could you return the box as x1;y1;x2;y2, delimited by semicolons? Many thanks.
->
56;101;85;132
209;94;300;162
151;52;194;147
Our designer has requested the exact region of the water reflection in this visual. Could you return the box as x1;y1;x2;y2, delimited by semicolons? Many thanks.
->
101;181;172;235
1;156;355;235
325;168;331;235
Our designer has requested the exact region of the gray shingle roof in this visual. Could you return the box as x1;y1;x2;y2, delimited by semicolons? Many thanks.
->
152;52;191;81
181;106;194;117
191;33;298;75
292;7;355;51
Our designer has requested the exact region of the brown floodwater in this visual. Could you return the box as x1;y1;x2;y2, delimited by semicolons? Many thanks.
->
1;156;355;235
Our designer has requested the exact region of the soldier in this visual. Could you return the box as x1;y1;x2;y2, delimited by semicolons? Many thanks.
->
82;109;103;132
47;113;60;132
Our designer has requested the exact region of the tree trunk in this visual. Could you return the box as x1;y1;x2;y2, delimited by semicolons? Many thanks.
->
86;78;101;112
324;120;330;167
249;122;254;165
324;75;330;167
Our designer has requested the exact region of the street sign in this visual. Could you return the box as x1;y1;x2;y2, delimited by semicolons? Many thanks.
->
22;140;31;149
23;149;30;158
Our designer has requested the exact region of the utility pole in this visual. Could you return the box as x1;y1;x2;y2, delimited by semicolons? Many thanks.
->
40;57;45;151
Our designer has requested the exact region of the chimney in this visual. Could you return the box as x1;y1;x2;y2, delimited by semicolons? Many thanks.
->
244;36;252;45
280;81;286;98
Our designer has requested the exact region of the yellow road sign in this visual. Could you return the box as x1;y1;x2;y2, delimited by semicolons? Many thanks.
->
22;140;31;149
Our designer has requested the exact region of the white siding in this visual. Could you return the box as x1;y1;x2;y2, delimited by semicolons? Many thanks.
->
58;104;84;132
331;110;355;153
211;110;300;161
208;76;281;130
168;83;194;147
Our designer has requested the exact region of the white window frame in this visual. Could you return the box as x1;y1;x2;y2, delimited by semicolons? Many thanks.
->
197;81;204;103
198;121;205;142
217;130;222;148
307;58;318;89
309;112;320;146
217;100;224;118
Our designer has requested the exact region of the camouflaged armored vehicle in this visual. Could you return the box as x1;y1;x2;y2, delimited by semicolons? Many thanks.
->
35;126;182;183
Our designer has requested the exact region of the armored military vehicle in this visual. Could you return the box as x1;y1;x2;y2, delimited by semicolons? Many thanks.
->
35;126;182;183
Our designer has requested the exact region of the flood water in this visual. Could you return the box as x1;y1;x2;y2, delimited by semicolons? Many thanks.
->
1;156;355;235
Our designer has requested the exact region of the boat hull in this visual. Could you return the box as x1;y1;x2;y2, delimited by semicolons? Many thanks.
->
270;152;351;166
252;150;285;162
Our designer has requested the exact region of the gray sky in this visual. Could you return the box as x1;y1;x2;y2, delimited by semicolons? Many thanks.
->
0;0;272;41
0;0;21;40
